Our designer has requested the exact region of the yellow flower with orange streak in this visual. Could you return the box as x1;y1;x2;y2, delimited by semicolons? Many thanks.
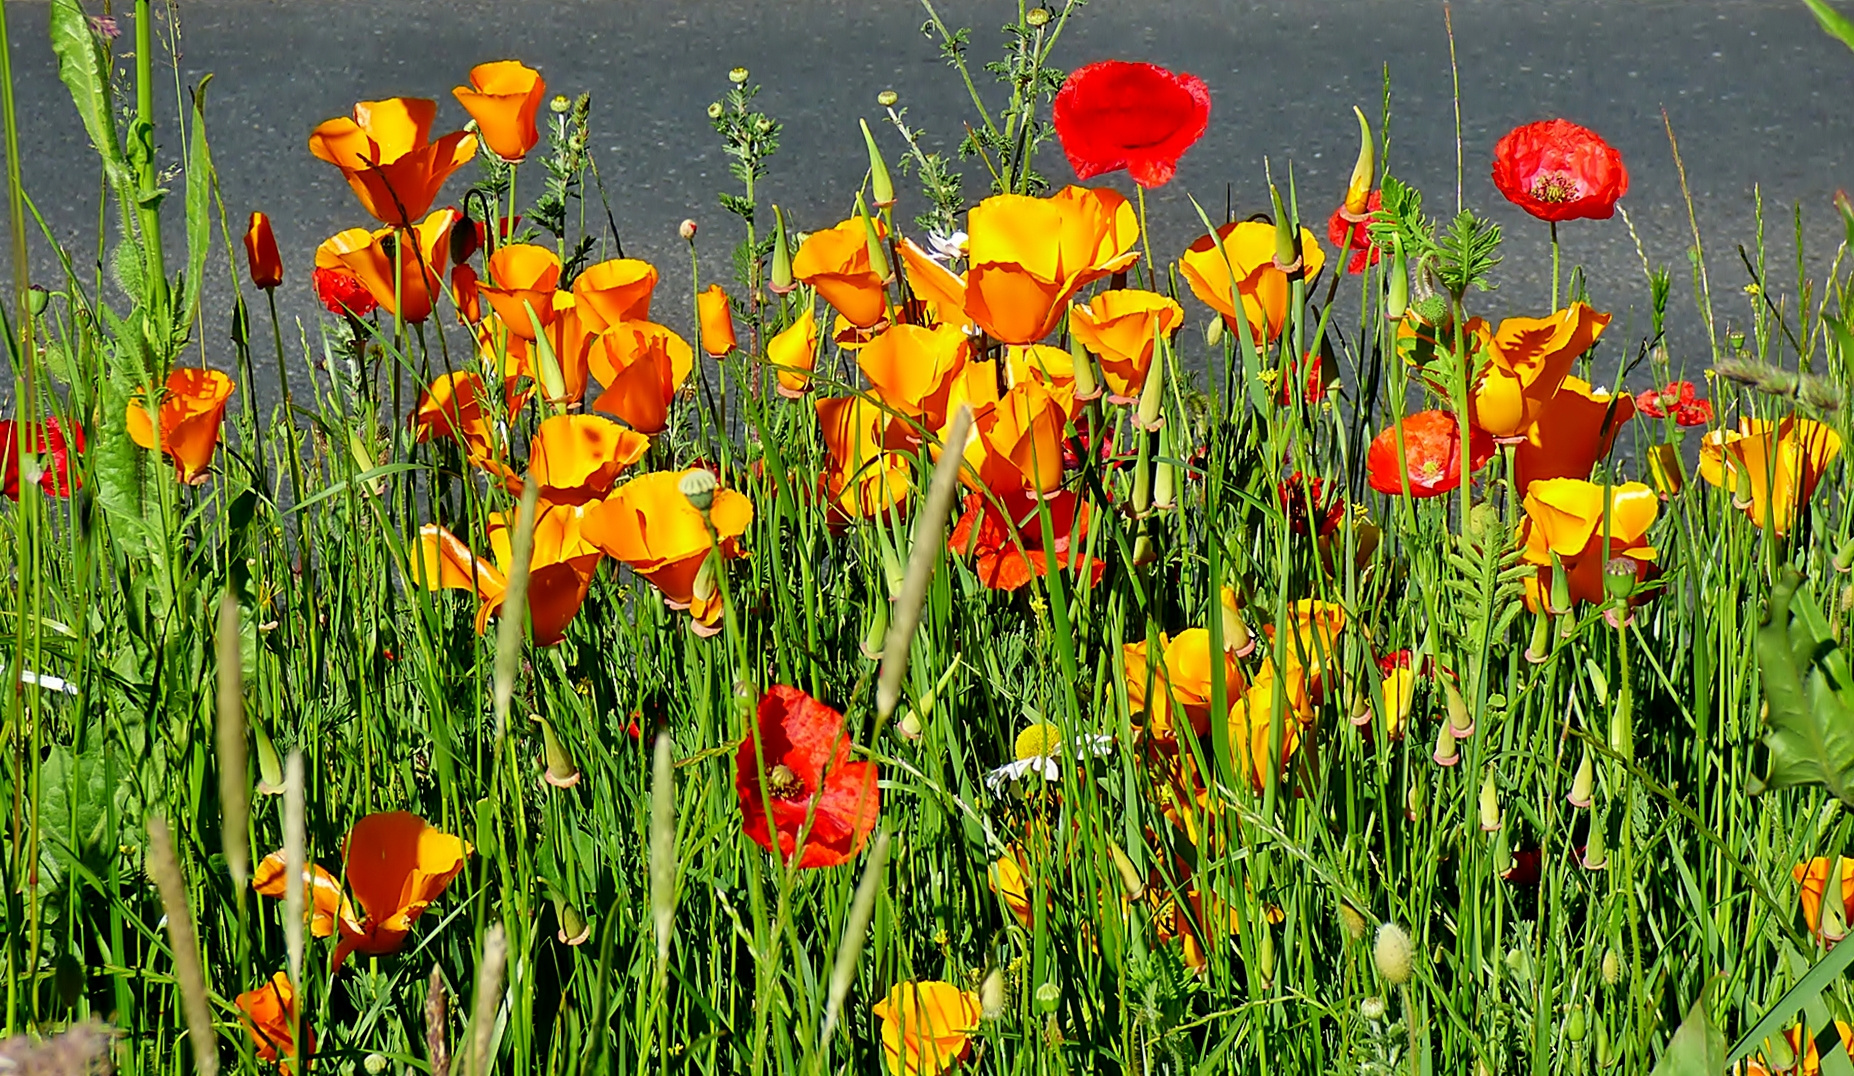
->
1699;416;1841;535
581;469;752;636
898;186;1140;344
1511;375;1634;492
126;368;235;484
943;366;1074;498
871;981;983;1076
1227;662;1315;793
857;323;970;432
1179;220;1325;344
411;501;604;646
571;258;659;330
1005;344;1077;394
527;414;650;505
1068;289;1183;402
815;396;912;523
989;847;1036;929
1519;478;1658;611
478;243;562;339
322;207;459;323
793;216;892;330
769;306;821;398
1123;628;1246;741
1795;856;1854;939
479;292;596;407
452;61;546;163
1468;303;1611;440
307;98;477;227
588;321;695;435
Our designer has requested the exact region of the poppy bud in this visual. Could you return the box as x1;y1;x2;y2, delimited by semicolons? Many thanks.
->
1134;330;1165;432
1835;538;1854;574
981;967;1007;1019
1825;882;1850;943
1492;827;1515;879
679;219;698;241
1443;678;1473;738
1599;947;1621;987
1431;718;1458;767
1373;922;1413;986
769;206;796;295
1361;995;1387;1021
554;896;591;945
691;555;718;604
1581;809;1608;870
1108;839;1144;901
530;714;581;789
1504;946;1532;985
1344;107;1375;217
855;193;892;284
1385;236;1408;320
1069;344;1101;402
1596;1014;1618;1069
860;119;896;209
1567;751;1594;808
1257;927;1276;990
1204;315;1224;349
860;598;889;660
679;468;719;514
1268;184;1300;273
1220;586;1256;656
244;212;283;290
1549;552;1573;621
1524;609;1552;665
521;299;569;403
1565;1004;1587;1043
1405;781;1424;821
254;716;286;796
1152;425;1178;511
1759;1031;1796;1074
1034;981;1061;1013
1479;768;1502;831
450;214;479;265
1336;901;1367;942
697;284;737;357
895;709;925;741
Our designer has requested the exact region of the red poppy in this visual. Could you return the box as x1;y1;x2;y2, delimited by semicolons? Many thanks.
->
946;490;1106;592
1366;410;1495;497
1;417;84;500
1278;472;1344;536
735;686;880;869
1634;380;1713;426
1491;119;1629;223
1276;350;1339;407
1051;60;1211;188
1326;189;1383;274
312;267;378;318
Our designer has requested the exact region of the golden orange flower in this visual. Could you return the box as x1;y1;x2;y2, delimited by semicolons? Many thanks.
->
308;98;477;227
252;852;349;939
1179;220;1325;344
988;848;1037;929
769;306;821;398
1068;289;1183;402
412;502;604;645
527;414;650;504
1519;478;1658;610
1123;628;1247;740
1227;666;1310;793
1796;856;1854;937
872;981;983;1076
412;370;500;462
126;367;235;483
698;283;737;356
452;61;547;162
581;469;753;635
571;258;659;332
816;396;913;522
236;971;310;1072
793;216;891;329
588;321;696;434
1005;345;1077;394
857;323;970;430
1511;375;1633;492
479;243;563;339
323;207;459;323
954;375;1073;497
1469;303;1611;440
244;211;282;290
1700;417;1842;535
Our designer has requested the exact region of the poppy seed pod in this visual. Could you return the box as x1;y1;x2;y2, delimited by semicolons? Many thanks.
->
1373;922;1413;985
1361;995;1387;1021
679;468;719;514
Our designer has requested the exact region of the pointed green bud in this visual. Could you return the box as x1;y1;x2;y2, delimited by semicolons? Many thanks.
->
1345;106;1375;216
1269;184;1299;271
861;119;896;209
769;205;796;295
855;192;892;285
1386;236;1408;320
523;299;567;403
1567;751;1594;808
530;713;581;789
860;598;890;661
1478;767;1502;832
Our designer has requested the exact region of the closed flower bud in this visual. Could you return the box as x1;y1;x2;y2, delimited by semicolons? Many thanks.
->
1567;752;1594;808
1405;781;1424;821
1337;901;1367;942
861;118;896;209
707;101;724;120
1108;840;1145;901
244;211;283;290
769;205;796;295
1257;928;1276;990
1581;810;1608;871
895;709;925;741
679;219;699;241
1025;7;1050;26
1204;314;1225;349
1599;947;1621;987
1431;717;1459;767
1504;946;1532;985
554;896;591;945
1524;609;1553;665
1269;184;1299;272
728;67;750;84
1344;106;1375;216
855;193;892;284
1566;1004;1587;1043
1034;981;1061;1013
679;468;719;513
530;714;581;789
1646;443;1684;498
1385;236;1408;320
1361;995;1387;1021
1069;344;1101;402
691;555;718;603
877;90;899;108
1373;922;1413;985
1479;768;1502;832
550;94;571;114
365;1053;391;1075
1825;881;1850;942
981;967;1007;1019
697;283;737;357
1220;586;1256;656
1444;677;1473;738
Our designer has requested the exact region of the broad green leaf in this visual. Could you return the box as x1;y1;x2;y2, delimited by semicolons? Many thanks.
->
1752;570;1854;806
92;375;153;564
179;76;215;333
1806;0;1854;54
1732;944;1854;1069
1653;992;1725;1076
47;0;130;193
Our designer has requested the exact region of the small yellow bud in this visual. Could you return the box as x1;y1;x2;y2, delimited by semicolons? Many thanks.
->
1025;7;1051;26
728;67;750;84
877;90;899;108
707;101;724;120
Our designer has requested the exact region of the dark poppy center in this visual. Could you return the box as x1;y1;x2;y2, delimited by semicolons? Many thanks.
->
767;763;807;800
1529;171;1582;204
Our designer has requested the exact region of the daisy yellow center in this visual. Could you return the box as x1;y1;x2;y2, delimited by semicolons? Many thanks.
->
1014;723;1063;762
767;763;806;800
1529;171;1581;204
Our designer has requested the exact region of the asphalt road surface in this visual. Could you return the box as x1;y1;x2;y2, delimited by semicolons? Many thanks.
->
4;0;1853;406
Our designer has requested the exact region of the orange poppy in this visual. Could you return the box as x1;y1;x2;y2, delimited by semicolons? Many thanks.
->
452;60;547;162
412;371;501;463
1795;856;1854;937
1519;478;1658;611
815;396;913;522
451;262;484;323
313;233;379;318
479;243;563;339
1511;376;1633;492
323;207;459;323
1123;628;1247;740
308;98;477;227
253;811;469;970
952;374;1073;498
1739;1020;1854;1076
1700;417;1842;535
947;489;1104;591
1179;220;1325;344
857;323;970;430
1468;303;1610;440
872;981;983;1076
1227;665;1312;793
1005;345;1077;394
1068;289;1183;402
527;414;650;504
126;367;235;483
244;211;282;290
989;847;1037;929
769;306;821;398
572;258;659;330
492;293;596;406
697;283;737;356
235;971;310;1072
414;503;604;646
588;321;696;434
793;216;891;329
581;469;753;635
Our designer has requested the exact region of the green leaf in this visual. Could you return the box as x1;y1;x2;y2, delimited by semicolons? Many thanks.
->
1652;991;1725;1076
1731;943;1854;1068
48;0;130;193
92;375;153;564
1806;0;1854;54
1752;570;1854;805
179;76;215;332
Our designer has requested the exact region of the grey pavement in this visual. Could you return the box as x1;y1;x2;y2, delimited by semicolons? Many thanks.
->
4;0;1854;407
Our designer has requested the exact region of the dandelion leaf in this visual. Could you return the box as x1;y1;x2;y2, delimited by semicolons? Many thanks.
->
1752;570;1854;806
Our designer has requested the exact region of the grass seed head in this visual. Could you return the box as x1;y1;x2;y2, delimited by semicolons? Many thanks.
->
1373;922;1413;985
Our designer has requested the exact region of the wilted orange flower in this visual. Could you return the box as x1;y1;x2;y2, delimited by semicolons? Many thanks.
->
1511;376;1633;492
236;971;310;1072
1068;288;1183;402
527;414;650;504
451;262;483;323
479;243;562;338
954;376;1073;498
794;216;892;329
581;469;753;635
412;370;501;462
588;321;696;434
697;283;737;356
770;306;820;398
872;981;983;1076
1469;303;1611;440
308;98;477;227
1124;628;1246;740
323;207;459;323
126;367;235;483
572;258;660;330
858;323;970;431
1700;417;1842;535
1179;220;1325;344
1519;478;1658;611
253;811;469;969
413;503;604;645
244;211;282;290
452;60;547;162
816;396;912;522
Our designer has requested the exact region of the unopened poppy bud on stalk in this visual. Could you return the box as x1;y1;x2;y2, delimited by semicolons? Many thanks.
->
768;206;796;294
1268;184;1300;273
530;714;581;789
1385;236;1408;320
1108;840;1144;901
244;212;283;290
554;896;591;946
679;219;698;242
1443;677;1473;738
860;119;895;209
860;598;889;660
1220;585;1256;656
1581;809;1608;870
697;284;737;357
1336;901;1367;942
1361;995;1387;1021
1431;717;1458;767
1373;922;1413;986
1567;751;1594;808
1343;106;1375;218
1479;768;1502;832
854;193;892;284
981;967;1007;1019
